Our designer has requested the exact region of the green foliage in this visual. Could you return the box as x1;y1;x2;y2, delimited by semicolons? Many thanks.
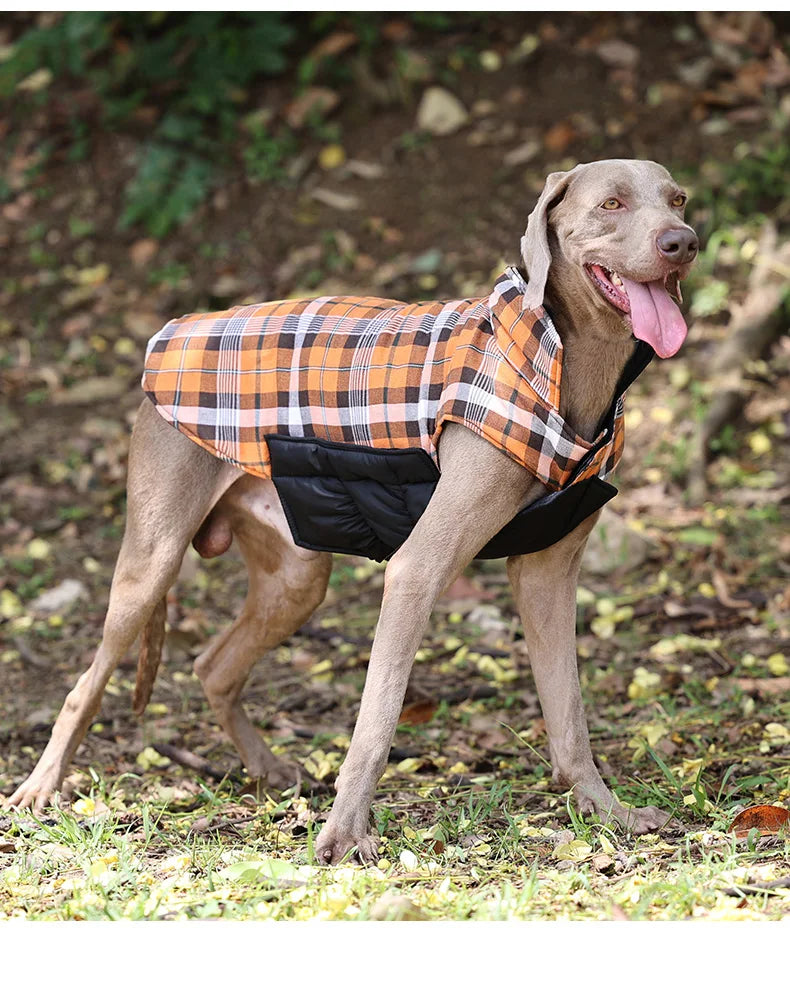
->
243;122;297;184
3;12;490;236
121;144;215;239
724;137;790;217
3;12;298;235
687;126;790;234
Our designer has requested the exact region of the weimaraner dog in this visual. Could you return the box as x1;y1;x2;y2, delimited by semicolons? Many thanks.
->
7;159;698;864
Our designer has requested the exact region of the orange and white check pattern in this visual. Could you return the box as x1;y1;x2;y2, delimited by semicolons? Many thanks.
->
142;267;625;491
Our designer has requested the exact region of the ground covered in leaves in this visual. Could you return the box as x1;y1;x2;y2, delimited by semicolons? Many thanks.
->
0;13;789;920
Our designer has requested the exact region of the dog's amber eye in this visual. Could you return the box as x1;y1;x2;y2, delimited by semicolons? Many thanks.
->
601;198;622;210
671;193;687;208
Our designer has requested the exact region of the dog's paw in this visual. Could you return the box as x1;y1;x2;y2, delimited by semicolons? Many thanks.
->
315;824;379;866
618;804;676;834
575;788;677;835
238;759;318;800
265;759;311;792
598;801;676;834
5;773;64;814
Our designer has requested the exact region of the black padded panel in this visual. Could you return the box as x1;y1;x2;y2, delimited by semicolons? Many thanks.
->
266;435;617;562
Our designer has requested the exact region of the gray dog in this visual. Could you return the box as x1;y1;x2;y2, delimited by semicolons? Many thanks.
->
8;159;697;864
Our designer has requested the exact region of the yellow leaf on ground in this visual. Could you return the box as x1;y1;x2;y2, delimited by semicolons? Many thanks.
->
72;798;95;816
641;722;669;747
553;840;593;862
319;144;346;170
628;667;663;700
135;746;170;771
763;723;790;745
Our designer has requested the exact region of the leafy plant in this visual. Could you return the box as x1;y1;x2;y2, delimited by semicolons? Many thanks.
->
3;13;298;235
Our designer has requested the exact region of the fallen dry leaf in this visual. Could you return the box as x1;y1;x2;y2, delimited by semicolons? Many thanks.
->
308;30;358;62
284;87;340;129
543;120;577;154
442;574;494;602
399;700;438;725
728;804;790;838
732;677;790;697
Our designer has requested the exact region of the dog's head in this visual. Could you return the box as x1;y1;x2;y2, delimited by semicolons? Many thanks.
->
521;159;698;358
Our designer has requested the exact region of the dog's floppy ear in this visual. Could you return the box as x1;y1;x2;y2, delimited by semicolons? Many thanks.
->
521;167;580;308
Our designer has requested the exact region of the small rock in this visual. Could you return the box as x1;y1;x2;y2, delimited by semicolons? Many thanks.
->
31;579;88;615
596;39;640;69
416;87;469;136
310;188;360;212
371;892;428;921
345;159;385;180
582;509;656;576
25;706;56;727
593;854;614;873
613;851;634;874
504;139;541;167
675;56;715;88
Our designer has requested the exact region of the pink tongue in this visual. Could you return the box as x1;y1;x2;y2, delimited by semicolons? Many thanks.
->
621;277;688;358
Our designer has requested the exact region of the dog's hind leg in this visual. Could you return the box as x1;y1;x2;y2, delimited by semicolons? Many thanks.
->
507;513;671;833
6;399;239;811
193;477;331;790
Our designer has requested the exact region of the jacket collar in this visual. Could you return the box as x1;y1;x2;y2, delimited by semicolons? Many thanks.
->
488;266;563;410
488;266;654;417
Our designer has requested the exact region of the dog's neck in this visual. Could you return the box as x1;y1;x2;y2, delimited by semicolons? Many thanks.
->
544;286;636;442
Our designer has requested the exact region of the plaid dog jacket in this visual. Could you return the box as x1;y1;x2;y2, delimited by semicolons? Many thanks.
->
143;267;652;560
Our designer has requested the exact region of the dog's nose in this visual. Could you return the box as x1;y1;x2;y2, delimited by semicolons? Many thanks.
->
656;227;699;265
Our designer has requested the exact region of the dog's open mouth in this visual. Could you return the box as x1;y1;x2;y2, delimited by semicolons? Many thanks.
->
584;263;687;358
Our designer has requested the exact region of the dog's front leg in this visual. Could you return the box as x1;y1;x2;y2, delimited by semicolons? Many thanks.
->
315;549;441;863
507;514;671;833
315;425;531;864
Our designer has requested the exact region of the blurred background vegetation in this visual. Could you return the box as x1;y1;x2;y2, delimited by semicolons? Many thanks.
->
2;12;485;235
2;11;786;234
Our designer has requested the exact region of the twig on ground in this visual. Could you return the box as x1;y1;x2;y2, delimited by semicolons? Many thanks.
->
721;876;790;897
152;742;227;781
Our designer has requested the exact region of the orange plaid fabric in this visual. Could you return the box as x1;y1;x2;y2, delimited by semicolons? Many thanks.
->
142;267;625;492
